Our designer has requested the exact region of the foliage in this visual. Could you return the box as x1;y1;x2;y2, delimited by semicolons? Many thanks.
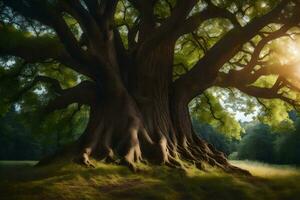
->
190;88;245;139
236;124;276;163
231;112;300;165
273;114;300;165
0;105;89;160
193;109;300;166
192;118;235;155
0;108;41;160
274;132;300;165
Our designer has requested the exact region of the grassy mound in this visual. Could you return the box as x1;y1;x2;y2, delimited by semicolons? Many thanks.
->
0;160;300;200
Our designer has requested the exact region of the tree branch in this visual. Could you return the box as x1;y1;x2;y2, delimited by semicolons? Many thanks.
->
203;92;225;124
3;0;92;65
175;1;241;37
9;75;63;103
135;0;197;55
0;24;98;80
173;0;293;104
235;82;300;108
44;80;97;113
0;24;64;62
217;23;296;87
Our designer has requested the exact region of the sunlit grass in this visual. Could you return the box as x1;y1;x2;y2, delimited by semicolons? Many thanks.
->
230;160;300;177
1;160;300;200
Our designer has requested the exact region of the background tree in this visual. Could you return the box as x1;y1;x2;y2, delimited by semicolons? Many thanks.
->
236;124;275;163
192;118;234;156
1;0;300;173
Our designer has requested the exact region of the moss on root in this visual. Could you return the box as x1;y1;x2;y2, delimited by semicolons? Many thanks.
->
0;160;300;200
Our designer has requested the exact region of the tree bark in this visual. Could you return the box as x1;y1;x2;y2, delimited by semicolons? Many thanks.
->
70;81;249;175
52;43;250;175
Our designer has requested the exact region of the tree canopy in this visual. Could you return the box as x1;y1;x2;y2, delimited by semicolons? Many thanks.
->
1;0;300;172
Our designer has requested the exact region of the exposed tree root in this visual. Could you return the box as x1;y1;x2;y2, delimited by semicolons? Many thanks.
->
38;95;251;176
77;131;250;175
38;126;251;176
81;148;96;168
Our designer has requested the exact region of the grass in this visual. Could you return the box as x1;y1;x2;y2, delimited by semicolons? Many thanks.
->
0;160;300;200
231;160;300;177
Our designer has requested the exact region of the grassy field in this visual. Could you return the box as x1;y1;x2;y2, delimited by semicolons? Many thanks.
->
0;160;300;200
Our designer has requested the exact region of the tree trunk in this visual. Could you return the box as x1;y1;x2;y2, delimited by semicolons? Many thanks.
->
72;85;249;175
58;41;251;175
34;35;249;175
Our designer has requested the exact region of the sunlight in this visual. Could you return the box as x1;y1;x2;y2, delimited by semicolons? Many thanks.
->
271;36;300;76
260;2;267;8
285;39;300;78
287;41;300;58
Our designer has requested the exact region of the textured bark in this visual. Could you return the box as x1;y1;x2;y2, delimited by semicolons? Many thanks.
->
69;81;250;175
62;41;250;174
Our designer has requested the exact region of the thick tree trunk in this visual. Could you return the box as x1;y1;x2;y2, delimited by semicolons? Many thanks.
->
62;41;251;175
38;38;249;175
72;86;249;175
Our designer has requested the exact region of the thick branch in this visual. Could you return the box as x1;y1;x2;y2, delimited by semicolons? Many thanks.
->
175;2;241;37
135;0;197;55
3;0;92;65
0;25;64;62
128;0;156;21
8;73;97;113
9;75;63;103
83;0;102;23
59;0;102;38
173;0;292;103
236;83;300;108
45;80;97;113
0;24;97;80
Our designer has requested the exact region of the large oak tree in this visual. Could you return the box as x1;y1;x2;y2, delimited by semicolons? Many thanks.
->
1;0;300;174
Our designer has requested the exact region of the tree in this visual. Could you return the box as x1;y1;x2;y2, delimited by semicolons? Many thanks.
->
192;118;233;156
237;124;275;163
1;0;300;174
274;112;300;165
0;107;42;160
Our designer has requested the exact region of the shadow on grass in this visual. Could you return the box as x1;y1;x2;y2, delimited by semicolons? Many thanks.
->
0;160;300;200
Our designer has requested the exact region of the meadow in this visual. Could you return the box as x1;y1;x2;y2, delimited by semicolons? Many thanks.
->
0;160;300;200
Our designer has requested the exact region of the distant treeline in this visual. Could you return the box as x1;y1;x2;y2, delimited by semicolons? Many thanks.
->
0;108;84;160
0;110;45;160
193;118;300;165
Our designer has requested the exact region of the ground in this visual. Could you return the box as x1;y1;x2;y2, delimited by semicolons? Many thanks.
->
0;160;300;200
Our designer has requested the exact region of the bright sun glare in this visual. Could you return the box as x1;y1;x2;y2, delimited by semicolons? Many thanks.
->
273;36;300;72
